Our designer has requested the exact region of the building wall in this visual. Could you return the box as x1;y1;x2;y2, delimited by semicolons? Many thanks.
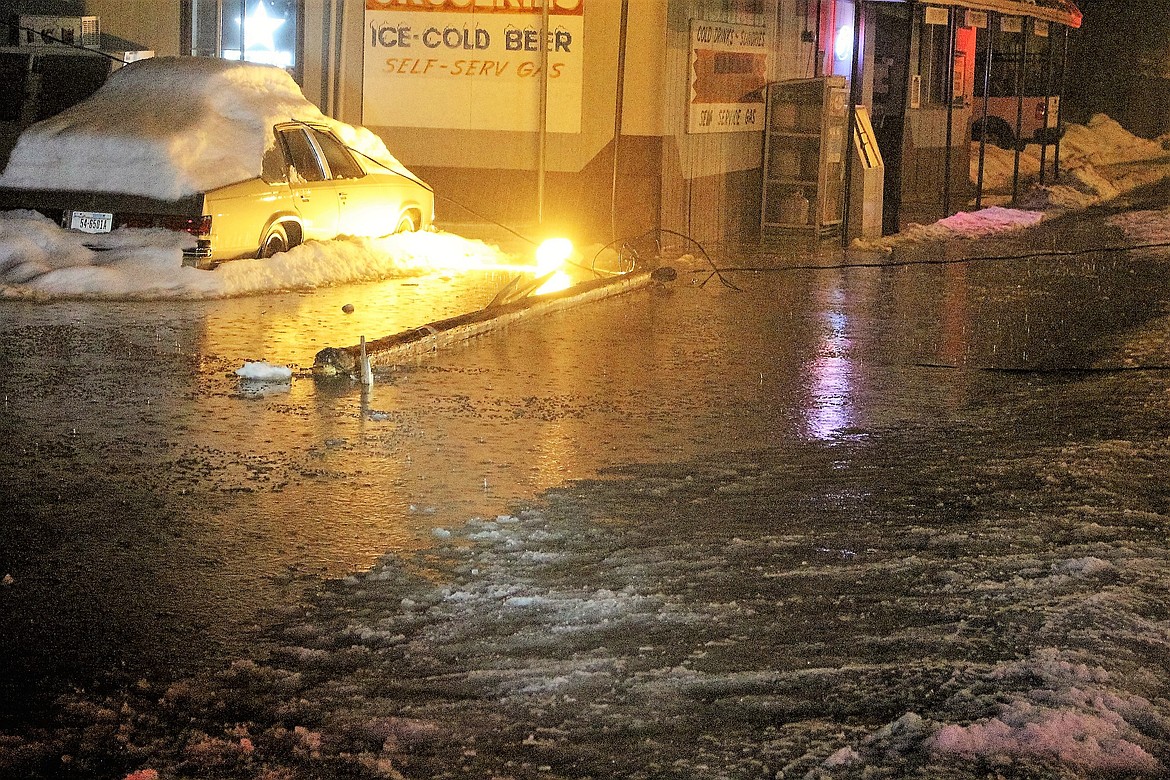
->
298;2;653;249
660;0;829;248
297;1;824;252
87;0;180;55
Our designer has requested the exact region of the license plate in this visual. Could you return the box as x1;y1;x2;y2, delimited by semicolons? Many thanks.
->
69;211;113;234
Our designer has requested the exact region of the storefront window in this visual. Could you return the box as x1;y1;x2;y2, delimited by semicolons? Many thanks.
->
832;0;856;77
187;0;298;71
921;9;953;105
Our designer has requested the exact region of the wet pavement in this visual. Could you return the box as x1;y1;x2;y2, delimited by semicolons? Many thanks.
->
2;187;1170;778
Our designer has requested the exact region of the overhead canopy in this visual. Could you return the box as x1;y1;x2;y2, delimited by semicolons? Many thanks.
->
919;0;1082;28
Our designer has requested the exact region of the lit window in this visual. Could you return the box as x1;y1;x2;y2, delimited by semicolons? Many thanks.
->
188;0;297;71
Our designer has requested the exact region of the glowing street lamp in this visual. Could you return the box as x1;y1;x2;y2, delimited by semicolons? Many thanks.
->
534;237;574;295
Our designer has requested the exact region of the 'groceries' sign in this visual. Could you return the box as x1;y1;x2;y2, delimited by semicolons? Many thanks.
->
363;0;584;132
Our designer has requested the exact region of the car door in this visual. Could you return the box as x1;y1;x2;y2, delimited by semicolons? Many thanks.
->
307;127;409;237
277;127;341;241
303;127;376;237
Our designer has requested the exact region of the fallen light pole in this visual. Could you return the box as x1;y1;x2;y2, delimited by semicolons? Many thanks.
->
313;269;659;377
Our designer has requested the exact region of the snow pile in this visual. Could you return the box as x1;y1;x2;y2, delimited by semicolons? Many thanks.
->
0;210;516;299
931;650;1162;773
852;205;1044;252
860;114;1169;253
974;114;1170;210
0;57;406;200
1059;114;1170;167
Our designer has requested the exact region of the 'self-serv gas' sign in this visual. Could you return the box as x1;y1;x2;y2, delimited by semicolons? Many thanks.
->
363;0;584;133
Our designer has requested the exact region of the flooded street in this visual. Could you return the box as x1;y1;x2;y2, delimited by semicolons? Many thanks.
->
3;192;1170;778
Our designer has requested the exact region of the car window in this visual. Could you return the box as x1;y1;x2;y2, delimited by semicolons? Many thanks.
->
261;142;287;184
279;128;326;183
311;129;365;180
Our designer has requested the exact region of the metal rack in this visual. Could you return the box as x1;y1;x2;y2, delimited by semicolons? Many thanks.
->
761;76;848;238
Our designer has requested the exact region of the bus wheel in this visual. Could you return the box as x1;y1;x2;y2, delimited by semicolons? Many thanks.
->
974;119;1016;151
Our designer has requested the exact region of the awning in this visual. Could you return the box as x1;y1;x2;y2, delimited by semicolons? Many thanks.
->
918;0;1082;28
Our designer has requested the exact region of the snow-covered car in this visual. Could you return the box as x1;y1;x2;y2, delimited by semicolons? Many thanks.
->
0;57;434;269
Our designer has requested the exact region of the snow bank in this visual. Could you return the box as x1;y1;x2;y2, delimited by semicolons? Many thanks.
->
0;210;516;300
974;114;1170;209
975;114;1169;193
931;650;1162;773
0;57;404;200
860;114;1169;253
852;205;1044;252
1060;114;1169;167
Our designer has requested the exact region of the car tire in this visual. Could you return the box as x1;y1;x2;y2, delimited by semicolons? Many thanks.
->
394;213;417;234
259;223;289;258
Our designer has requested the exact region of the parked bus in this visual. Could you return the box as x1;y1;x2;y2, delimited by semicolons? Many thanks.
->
972;29;1061;150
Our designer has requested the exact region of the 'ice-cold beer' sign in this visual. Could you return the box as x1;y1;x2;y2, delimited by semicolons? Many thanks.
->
363;0;584;133
688;20;768;134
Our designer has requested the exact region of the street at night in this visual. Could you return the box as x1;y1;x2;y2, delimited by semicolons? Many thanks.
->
3;181;1170;778
2;0;1170;776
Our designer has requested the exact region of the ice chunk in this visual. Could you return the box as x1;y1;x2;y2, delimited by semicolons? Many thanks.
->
235;361;292;382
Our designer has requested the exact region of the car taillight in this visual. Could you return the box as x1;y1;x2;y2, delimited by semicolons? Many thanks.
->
164;214;212;236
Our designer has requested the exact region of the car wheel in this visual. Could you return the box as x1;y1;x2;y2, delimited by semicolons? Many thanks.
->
394;213;417;234
259;223;289;258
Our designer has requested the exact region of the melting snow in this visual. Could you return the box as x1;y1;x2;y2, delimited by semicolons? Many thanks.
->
0;209;515;300
234;361;292;382
857;114;1170;253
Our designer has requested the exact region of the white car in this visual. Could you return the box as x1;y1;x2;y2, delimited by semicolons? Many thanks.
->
0;57;434;269
182;119;435;266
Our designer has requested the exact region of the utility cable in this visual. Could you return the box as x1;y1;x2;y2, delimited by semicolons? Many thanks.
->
595;227;741;290
688;239;1170;286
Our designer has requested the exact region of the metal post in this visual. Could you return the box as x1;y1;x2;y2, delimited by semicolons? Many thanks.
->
1054;26;1069;181
239;1;246;61
841;0;863;246
325;0;336;115
942;7;957;216
1039;23;1055;184
537;2;550;226
188;1;199;55
975;12;994;208
336;2;347;118
1011;18;1028;202
610;1;629;242
813;0;823;77
212;0;225;57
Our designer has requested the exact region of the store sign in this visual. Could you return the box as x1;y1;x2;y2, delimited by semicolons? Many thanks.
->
687;20;768;134
362;0;584;133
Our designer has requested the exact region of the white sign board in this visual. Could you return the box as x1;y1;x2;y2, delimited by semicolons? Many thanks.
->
363;0;584;133
688;20;768;134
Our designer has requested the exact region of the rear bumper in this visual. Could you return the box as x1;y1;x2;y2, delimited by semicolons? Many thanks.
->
182;240;214;269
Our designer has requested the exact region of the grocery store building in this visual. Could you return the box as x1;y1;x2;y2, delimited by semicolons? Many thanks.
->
1;0;1081;250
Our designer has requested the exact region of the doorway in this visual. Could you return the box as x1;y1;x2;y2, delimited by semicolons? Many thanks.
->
869;3;911;235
